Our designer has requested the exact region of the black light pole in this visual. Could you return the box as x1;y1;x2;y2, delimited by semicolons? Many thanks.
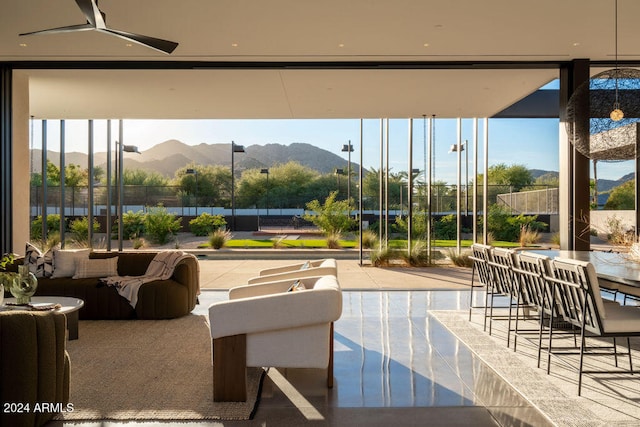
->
450;140;469;216
185;168;198;216
341;141;354;202
231;141;245;231
260;168;269;215
116;125;140;251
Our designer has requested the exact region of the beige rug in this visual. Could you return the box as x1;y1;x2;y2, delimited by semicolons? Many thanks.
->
432;310;640;426
55;315;265;421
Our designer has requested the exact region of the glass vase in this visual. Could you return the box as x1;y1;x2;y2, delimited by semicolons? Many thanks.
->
0;273;18;306
11;265;38;305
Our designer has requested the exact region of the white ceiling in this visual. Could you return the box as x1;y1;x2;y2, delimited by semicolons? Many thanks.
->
4;0;640;119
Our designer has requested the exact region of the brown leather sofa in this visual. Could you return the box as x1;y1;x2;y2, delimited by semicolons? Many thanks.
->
0;311;70;427
7;251;199;320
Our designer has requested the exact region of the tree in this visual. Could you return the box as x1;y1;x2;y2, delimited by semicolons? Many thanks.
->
303;191;355;235
361;167;403;210
533;172;559;187
122;169;168;186
175;164;231;207
491;163;533;191
477;163;533;191
31;161;89;187
604;180;635;210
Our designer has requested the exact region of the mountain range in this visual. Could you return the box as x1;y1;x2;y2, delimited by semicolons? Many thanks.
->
529;169;633;193
29;140;634;191
30;140;362;177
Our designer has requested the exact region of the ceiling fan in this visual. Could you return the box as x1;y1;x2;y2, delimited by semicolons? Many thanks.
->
19;0;179;54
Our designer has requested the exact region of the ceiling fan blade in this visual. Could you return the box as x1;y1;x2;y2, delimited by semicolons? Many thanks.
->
102;28;178;54
75;0;104;27
20;23;94;36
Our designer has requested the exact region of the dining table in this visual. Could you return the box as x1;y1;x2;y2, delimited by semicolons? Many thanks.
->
530;249;640;288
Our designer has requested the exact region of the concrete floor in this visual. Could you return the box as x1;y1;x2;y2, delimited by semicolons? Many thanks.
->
198;258;473;291
46;260;551;427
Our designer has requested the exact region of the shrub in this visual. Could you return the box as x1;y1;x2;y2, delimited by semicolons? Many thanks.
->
303;191;356;235
393;213;430;239
189;213;227;236
485;204;546;242
113;210;146;240
325;232;342;249
360;230;378;249
433;214;457;240
68;217;100;244
209;229;231;249
402;240;432;266
131;235;147;250
370;246;399;267
605;214;634;245
144;206;182;244
447;249;473;267
272;236;286;249
30;214;61;240
518;224;540;247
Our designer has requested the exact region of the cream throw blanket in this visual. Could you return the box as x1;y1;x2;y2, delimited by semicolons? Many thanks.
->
101;251;195;308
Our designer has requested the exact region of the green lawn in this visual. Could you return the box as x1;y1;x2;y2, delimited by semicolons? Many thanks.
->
198;238;520;249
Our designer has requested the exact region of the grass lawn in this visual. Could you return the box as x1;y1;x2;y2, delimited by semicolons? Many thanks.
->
198;238;521;249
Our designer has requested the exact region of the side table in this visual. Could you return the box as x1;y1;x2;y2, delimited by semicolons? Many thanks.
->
2;296;85;340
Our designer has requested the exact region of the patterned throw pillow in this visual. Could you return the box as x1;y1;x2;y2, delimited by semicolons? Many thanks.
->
25;242;57;278
73;257;119;279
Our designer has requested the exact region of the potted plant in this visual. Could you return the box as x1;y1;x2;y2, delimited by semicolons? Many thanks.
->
0;253;17;305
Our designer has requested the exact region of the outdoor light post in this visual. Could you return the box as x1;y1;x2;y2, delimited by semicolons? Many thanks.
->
185;168;198;216
260;168;269;215
115;133;140;251
449;140;469;216
230;141;245;231
341;141;354;202
450;119;463;255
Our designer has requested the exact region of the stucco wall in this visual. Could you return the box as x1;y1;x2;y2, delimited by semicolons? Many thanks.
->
590;210;635;235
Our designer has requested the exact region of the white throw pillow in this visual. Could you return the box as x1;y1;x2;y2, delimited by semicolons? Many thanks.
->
51;249;91;278
73;257;119;279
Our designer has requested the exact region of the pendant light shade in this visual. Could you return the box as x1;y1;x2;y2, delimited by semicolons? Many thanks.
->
565;0;640;161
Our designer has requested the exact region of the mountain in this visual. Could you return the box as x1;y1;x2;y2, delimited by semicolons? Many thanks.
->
29;141;361;177
529;169;556;180
597;172;634;193
530;168;635;194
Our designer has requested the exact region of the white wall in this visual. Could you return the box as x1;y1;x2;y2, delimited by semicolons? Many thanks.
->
590;210;636;234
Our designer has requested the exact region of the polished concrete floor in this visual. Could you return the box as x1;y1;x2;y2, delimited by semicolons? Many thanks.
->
47;289;550;426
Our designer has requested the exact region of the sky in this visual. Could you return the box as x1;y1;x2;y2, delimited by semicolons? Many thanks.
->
30;117;635;184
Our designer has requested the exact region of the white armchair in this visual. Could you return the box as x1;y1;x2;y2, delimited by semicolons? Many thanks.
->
246;258;338;284
208;275;342;401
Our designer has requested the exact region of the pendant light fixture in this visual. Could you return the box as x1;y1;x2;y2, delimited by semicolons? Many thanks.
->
610;0;624;121
565;0;640;161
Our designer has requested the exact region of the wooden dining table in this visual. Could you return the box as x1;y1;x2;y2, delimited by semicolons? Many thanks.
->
530;249;640;287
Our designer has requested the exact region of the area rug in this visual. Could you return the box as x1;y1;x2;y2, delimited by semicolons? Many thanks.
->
54;315;266;421
431;310;640;426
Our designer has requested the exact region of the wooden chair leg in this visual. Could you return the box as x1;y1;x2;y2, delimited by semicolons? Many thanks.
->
327;322;334;388
213;334;247;402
